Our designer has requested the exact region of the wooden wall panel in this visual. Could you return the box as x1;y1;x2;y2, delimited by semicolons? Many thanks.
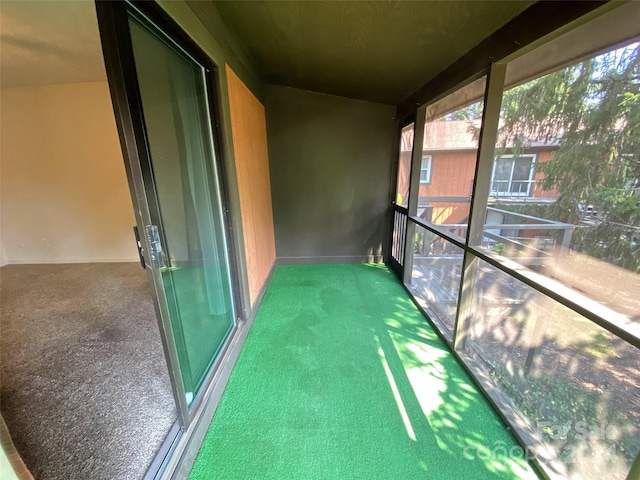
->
226;65;276;307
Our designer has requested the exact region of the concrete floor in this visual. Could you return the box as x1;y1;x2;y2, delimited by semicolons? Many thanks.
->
0;263;176;480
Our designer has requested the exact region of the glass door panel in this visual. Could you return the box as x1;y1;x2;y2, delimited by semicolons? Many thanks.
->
128;13;235;406
395;123;415;207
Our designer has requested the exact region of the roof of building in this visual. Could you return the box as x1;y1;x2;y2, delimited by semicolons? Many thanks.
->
401;119;558;152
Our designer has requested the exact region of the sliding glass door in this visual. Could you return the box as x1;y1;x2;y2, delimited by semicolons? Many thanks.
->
97;0;239;432
126;10;236;408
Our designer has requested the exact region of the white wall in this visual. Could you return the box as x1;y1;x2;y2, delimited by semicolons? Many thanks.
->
0;81;138;264
0;239;8;267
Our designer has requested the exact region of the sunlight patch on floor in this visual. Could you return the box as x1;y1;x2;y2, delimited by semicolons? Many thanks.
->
374;335;416;441
391;332;448;415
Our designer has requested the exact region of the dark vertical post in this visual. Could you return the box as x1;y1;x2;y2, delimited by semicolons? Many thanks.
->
524;315;550;377
453;62;506;352
402;105;427;285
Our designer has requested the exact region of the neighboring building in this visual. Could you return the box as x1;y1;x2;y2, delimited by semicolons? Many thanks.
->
399;120;559;226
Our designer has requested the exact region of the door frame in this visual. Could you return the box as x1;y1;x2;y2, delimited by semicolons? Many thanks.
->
96;0;246;476
387;114;416;279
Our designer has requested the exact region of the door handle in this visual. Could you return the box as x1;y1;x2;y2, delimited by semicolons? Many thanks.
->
133;226;146;269
145;224;165;269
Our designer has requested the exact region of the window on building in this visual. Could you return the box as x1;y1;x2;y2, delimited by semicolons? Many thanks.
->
490;154;535;196
419;155;432;184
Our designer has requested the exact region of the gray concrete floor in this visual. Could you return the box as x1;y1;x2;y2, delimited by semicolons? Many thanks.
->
0;263;176;480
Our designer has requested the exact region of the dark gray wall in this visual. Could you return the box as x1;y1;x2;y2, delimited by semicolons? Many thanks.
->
265;85;395;263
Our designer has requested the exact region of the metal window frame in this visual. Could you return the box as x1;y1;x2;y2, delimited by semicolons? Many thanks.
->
387;114;416;274
96;1;253;478
402;105;427;285
395;56;640;480
100;0;245;425
419;154;432;184
490;153;537;197
453;62;506;350
394;120;418;207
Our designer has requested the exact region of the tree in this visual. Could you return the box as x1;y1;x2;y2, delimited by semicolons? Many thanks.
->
496;43;640;271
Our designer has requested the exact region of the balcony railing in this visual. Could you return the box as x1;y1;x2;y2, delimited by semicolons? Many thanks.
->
413;207;575;268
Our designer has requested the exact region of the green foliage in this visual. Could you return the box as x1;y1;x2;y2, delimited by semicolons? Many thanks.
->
497;43;640;271
441;100;483;121
592;186;639;224
572;332;616;359
573;223;640;273
414;231;425;254
489;366;639;465
493;243;507;255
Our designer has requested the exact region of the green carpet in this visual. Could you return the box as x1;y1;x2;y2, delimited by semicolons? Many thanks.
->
189;264;541;479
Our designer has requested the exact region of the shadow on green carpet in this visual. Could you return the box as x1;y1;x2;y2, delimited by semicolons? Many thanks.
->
189;264;542;479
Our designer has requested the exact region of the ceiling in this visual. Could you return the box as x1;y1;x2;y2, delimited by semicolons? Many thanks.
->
211;0;535;105
0;0;535;104
0;0;106;89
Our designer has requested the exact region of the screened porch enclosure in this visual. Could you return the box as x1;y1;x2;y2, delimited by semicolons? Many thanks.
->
388;11;640;480
189;11;640;476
